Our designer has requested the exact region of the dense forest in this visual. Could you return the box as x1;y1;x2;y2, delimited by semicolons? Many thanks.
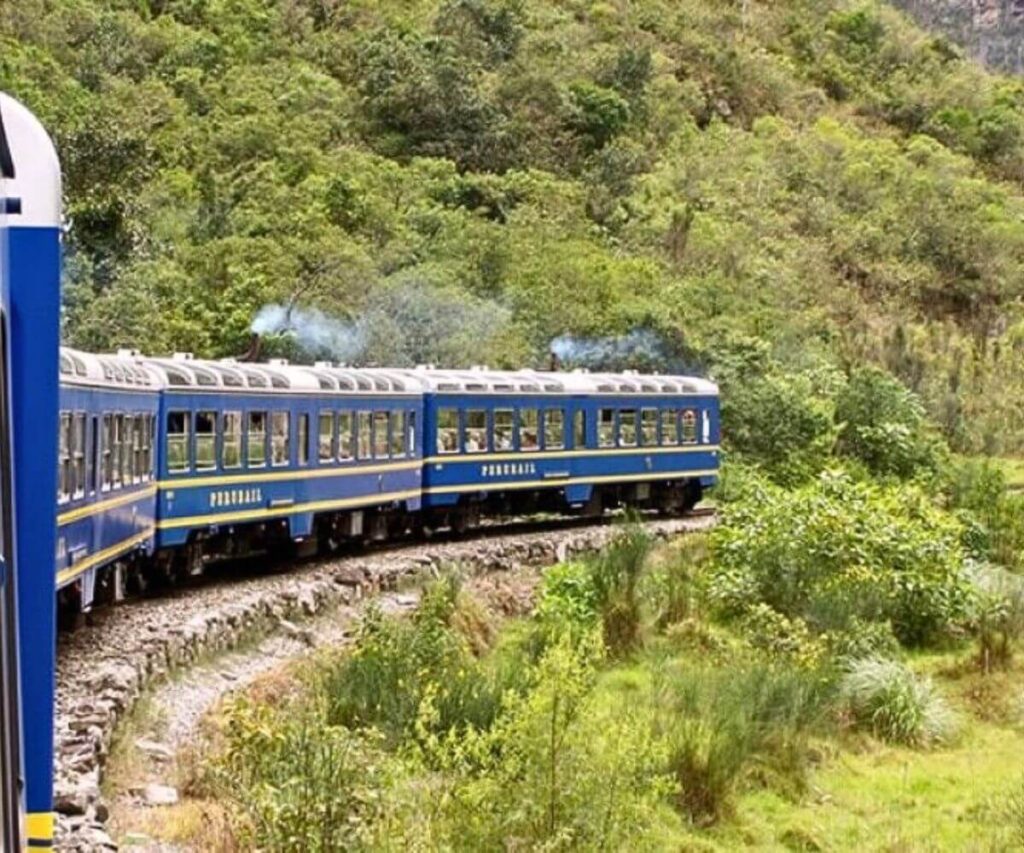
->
7;0;1024;457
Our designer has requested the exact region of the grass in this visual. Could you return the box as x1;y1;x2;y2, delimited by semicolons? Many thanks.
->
996;456;1024;492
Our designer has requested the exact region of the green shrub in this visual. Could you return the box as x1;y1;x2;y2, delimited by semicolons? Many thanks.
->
395;633;673;849
840;657;957;747
213;698;389;851
711;470;973;647
644;533;711;631
835;367;945;479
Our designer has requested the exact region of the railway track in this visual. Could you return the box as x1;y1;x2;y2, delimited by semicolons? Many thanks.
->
69;507;716;635
54;510;716;850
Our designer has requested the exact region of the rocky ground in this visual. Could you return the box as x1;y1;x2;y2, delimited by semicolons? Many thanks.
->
53;515;714;851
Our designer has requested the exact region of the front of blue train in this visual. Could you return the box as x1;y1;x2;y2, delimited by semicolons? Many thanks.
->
1;93;63;850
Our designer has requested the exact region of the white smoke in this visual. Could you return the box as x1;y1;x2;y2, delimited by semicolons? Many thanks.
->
551;329;695;373
251;303;368;364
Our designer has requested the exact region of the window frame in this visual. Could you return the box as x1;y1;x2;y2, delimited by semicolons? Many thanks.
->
298;413;310;466
661;409;679;446
357;411;372;460
519;407;540;452
166;410;191;475
318;410;335;463
543;408;565;450
339;411;354;462
618;409;638;448
247;411;268;468
391;410;406;457
195;410;218;473
463;409;488;454
494;408;514;451
437;407;458;455
681;409;698;445
57;412;71;504
598;408;615;448
72;412;86;499
641;408;659;447
373;411;390;459
222;411;243;470
271;411;290;467
573;410;586;449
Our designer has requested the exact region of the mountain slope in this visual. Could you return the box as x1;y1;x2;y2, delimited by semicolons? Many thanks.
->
4;0;1024;453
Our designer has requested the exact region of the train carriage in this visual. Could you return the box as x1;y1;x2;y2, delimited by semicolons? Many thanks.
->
136;355;425;574
56;349;160;614
405;368;719;530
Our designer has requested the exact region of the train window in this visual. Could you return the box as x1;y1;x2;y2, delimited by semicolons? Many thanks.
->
90;416;99;494
58;412;71;503
167;411;190;474
437;408;458;454
464;410;487;453
298;414;310;466
374;411;390;459
619;410;637;447
544;409;565;450
318;411;334;462
494;409;514;451
520;409;539;451
641;409;658;446
574;410;586;449
357;411;372;460
702;410;710;444
114;415;126;487
271;412;290;466
339;412;354;461
223;412;242;469
102;415;114;488
133;415;145;483
661;409;679;446
598;409;615;448
196;411;217;472
73;414;86;497
681;409;698;444
391;411;406;457
408;411;417;455
247;412;267;467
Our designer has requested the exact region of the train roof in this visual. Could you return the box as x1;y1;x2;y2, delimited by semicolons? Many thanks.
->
58;349;718;396
381;368;718;396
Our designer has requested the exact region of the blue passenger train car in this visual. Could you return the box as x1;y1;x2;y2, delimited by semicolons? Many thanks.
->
136;355;424;575
56;349;160;613
402;368;719;530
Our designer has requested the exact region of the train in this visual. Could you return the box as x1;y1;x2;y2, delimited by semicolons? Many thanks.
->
56;349;720;615
1;88;720;849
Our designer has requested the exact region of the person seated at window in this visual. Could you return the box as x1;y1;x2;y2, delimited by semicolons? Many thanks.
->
465;434;480;452
522;428;539;450
496;433;512;450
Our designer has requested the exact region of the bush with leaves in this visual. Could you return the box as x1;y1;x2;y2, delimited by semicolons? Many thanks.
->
711;470;974;646
835;367;945;479
967;562;1024;671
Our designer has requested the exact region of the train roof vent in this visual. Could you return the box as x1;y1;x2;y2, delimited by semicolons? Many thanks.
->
165;367;191;386
266;372;289;389
172;352;194;361
519;383;540;392
598;383;616;392
243;370;268;388
72;355;87;376
543;382;563;392
640;382;658;392
59;353;72;375
116;348;141;358
493;383;514;391
193;367;218;387
438;382;460;391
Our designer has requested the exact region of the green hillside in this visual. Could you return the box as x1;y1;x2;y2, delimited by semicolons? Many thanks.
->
5;0;1024;454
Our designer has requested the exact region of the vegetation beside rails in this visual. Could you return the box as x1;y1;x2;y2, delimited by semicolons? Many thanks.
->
190;471;1024;851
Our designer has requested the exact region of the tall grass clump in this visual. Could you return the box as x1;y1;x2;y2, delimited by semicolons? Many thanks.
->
590;519;652;656
840;657;957;747
968;563;1024;672
322;576;522;742
653;662;831;825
